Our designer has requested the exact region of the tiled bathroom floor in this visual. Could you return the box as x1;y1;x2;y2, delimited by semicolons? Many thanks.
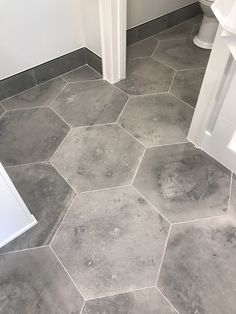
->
1;16;236;314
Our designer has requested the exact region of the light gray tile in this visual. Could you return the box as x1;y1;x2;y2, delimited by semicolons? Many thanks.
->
52;187;169;299
134;143;231;223
115;58;174;95
62;65;102;83
83;288;176;314
51;80;128;127
127;37;158;58
158;216;236;314
51;124;144;192
0;247;84;314
154;20;195;41
0;108;69;166
153;37;210;70
0;104;5;117
170;68;205;107
2;78;66;110
0;163;75;253
118;93;193;147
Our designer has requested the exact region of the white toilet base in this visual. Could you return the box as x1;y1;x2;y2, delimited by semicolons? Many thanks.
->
193;35;213;49
193;15;218;50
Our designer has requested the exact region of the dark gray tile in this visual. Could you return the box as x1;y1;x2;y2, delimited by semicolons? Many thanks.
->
86;48;103;75
52;187;169;299
0;163;75;253
115;58;174;95
51;124;144;192
0;104;5;117
229;174;236;220
0;247;84;314
2;78;66;110
127;37;158;58
51;80;128;127
0;108;69;166
170;68;205;108
153;37;211;70
62;65;102;83
83;288;176;314
134;143;231;223
118;93;193;147
0;70;37;101
158;216;236;314
154;20;195;41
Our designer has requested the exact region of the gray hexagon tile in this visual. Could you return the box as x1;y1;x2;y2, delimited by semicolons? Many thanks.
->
134;143;231;223
127;37;158;58
0;104;5;117
1;77;66;110
51;80;128;127
158;216;236;314
0;163;75;253
170;68;205;108
82;288;176;314
118;93;193;147
154;20;195;41
115;58;174;95
51;124;144;192
0;107;69;166
153;37;210;70
52;187;169;299
0;247;84;314
62;65;102;83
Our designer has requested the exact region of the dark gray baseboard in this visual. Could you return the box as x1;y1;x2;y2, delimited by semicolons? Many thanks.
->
127;2;201;45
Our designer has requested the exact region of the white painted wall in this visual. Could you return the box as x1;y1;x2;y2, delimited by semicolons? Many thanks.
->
127;0;198;29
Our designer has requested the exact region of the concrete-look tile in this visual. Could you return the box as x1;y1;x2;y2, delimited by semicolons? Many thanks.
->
0;108;69;166
134;143;231;223
0;163;75;253
154;20;195;41
82;288;176;314
158;216;236;314
0;247;84;314
0;104;5;117
62;65;102;83
170;68;205;108
115;58;174;95
51;80;128;127
1;78;66;110
153;37;210;70
127;37;158;58
118;93;193;147
52;187;169;299
229;174;236;220
51;124;144;192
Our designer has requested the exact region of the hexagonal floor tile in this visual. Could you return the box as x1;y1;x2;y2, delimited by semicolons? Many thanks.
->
51;80;128;127
0;163;75;253
154;20;195;41
0;104;5;117
115;58;174;95
62;65;102;83
127;37;158;58
82;288;176;313
51;124;144;192
1;77;66;110
134;143;231;223
153;37;210;70
0;247;84;313
118;93;193;147
52;187;169;299
158;216;236;314
0;107;69;166
170;68;205;107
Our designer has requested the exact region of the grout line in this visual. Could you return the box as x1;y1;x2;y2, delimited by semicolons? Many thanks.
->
79;301;86;314
116;122;145;148
112;82;130;97
168;71;177;92
130;148;146;185
49;129;72;162
146;141;189;149
177;67;206;72
5;160;49;169
116;96;130;122
3;105;50;112
50;105;72;129
70;122;117;130
0;106;6;119
60;75;69;84
168;91;195;111
80;184;131;195
172;213;228;226
156;286;180;314
128;35;158;48
151;40;161;58
67;78;104;85
151;55;177;72
0;245;49;257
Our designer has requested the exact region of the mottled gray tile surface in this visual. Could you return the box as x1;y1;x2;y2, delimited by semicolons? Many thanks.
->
118;93;193;147
158;216;236;314
115;58;174;95
0;104;5;117
153;37;210;70
2;78;66;110
83;288;176;314
62;65;102;83
0;247;84;314
0;108;69;166
154;20;195;41
0;163;75;253
51;80;128;127
51;124;144;192
134;143;231;222
229;174;236;220
127;37;158;58
52;187;169;299
170;68;205;107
